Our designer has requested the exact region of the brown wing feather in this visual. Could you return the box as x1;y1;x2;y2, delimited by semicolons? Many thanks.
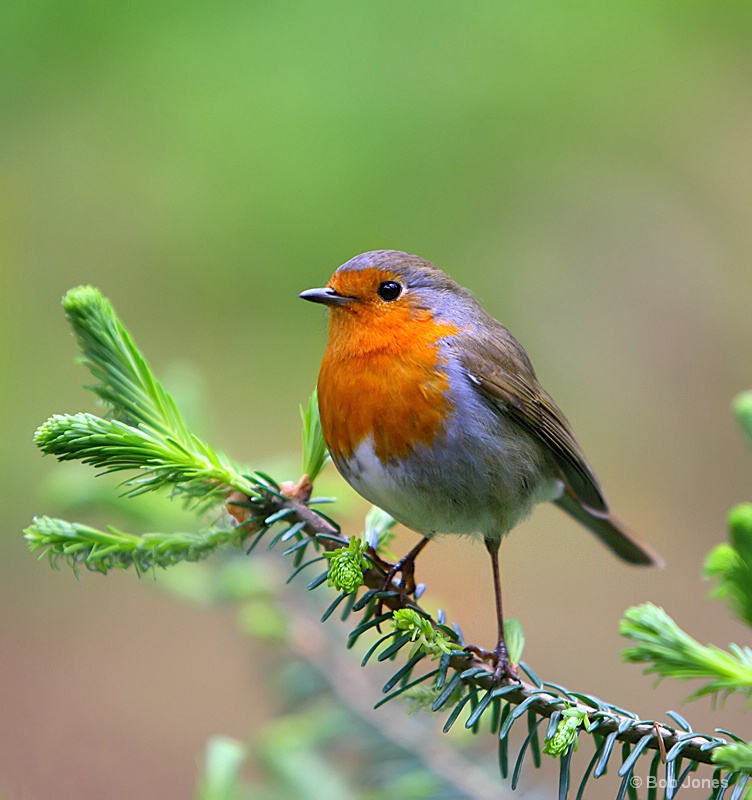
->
460;329;608;515
455;321;662;567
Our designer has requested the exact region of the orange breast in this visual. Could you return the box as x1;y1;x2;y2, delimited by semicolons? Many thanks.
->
318;302;459;463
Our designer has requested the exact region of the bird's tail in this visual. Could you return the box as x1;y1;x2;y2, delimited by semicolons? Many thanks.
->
554;493;664;568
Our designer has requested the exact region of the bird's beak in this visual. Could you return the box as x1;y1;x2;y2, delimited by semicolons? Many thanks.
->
298;287;353;307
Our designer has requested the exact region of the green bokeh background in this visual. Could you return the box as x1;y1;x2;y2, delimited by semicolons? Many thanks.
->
3;3;752;797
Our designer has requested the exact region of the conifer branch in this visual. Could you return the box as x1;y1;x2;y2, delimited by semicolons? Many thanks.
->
621;603;752;702
63;285;193;441
25;516;244;574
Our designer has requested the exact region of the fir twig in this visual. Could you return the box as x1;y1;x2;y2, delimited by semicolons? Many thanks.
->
34;412;249;508
25;516;243;574
36;287;264;509
620;603;752;702
63;285;193;440
705;504;752;628
300;389;330;482
249;497;732;771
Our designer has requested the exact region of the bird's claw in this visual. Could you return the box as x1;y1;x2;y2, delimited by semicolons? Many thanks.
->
365;546;425;626
492;652;520;684
366;545;422;599
382;554;418;597
465;642;520;684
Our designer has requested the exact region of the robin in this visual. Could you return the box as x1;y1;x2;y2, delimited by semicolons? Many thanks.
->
300;250;663;680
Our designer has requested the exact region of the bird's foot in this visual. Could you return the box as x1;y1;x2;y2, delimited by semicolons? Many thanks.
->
465;642;520;684
492;647;520;684
368;536;430;599
384;553;419;596
365;552;414;626
366;548;419;605
366;539;431;625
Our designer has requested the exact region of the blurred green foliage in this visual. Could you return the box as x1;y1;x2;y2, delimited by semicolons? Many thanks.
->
706;504;752;628
5;1;752;306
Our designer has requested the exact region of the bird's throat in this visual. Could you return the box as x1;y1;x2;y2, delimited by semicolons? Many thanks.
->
318;307;459;462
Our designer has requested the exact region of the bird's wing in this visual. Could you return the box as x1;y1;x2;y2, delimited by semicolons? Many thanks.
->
460;332;609;515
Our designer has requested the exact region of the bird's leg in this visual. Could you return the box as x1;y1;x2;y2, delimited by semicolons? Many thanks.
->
370;536;431;596
485;537;519;683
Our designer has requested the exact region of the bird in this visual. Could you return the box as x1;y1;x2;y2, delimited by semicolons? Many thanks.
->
299;250;663;681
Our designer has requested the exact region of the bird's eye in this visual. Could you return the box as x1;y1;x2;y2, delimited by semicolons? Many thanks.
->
377;281;402;301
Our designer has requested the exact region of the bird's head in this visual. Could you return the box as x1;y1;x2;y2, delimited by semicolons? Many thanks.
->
299;250;474;332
